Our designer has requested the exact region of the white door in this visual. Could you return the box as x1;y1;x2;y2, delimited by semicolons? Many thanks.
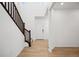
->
35;19;48;40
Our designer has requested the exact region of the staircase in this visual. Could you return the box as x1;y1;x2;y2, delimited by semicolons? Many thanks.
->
0;2;31;47
18;40;50;57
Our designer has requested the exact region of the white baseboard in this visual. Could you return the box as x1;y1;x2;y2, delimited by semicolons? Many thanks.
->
48;46;55;52
48;48;52;52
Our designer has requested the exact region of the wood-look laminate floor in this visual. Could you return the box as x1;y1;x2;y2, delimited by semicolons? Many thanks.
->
51;47;79;57
18;39;50;57
18;39;79;57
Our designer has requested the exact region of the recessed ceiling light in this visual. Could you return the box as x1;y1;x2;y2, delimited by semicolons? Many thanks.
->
60;2;64;5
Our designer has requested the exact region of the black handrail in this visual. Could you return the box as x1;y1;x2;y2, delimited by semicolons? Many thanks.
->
0;2;24;34
24;29;31;47
0;2;31;47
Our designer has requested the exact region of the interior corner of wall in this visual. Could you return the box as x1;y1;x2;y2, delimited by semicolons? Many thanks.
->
48;40;55;52
48;47;55;52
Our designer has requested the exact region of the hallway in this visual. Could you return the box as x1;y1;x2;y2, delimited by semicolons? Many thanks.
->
1;2;79;57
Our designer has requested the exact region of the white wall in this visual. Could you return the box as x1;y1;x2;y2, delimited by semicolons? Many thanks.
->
34;16;49;40
50;9;79;47
48;10;55;51
0;4;25;57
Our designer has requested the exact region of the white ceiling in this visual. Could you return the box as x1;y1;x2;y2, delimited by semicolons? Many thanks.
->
19;2;52;16
53;2;79;10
